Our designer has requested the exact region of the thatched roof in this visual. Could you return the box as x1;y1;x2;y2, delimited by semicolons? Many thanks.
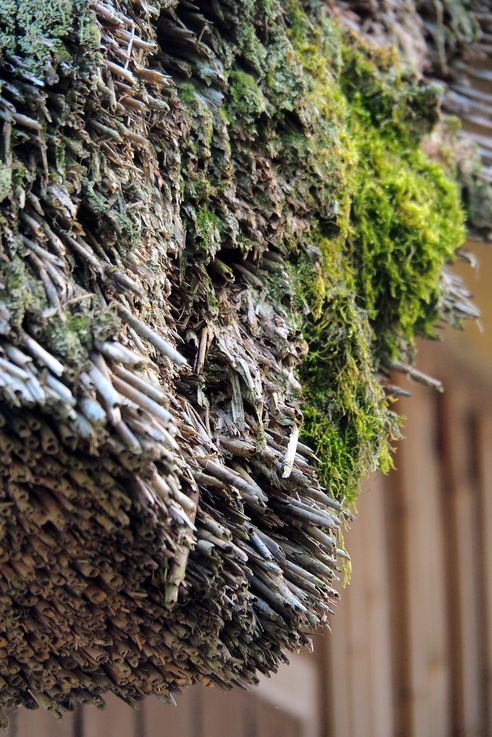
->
336;0;492;240
0;0;487;721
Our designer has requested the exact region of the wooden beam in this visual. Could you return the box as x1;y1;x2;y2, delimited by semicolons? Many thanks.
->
82;694;136;737
393;362;450;737
476;414;492;735
15;708;75;737
145;688;197;737
437;383;485;737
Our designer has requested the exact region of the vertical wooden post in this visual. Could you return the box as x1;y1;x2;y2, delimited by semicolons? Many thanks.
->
476;414;492;736
383;458;412;737
324;572;353;737
144;688;197;737
323;475;394;737
392;367;450;737
346;501;373;737
438;387;486;737
362;475;394;737
82;694;137;737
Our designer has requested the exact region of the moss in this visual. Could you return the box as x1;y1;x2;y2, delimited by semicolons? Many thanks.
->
289;241;398;505
226;70;267;126
0;257;47;329
425;116;492;237
35;306;121;376
0;0;98;78
237;23;267;74
170;1;468;510
37;315;88;370
348;121;465;359
178;83;199;107
264;38;306;114
78;10;101;50
257;0;283;22
185;176;214;202
194;208;223;259
91;307;121;344
0;166;11;202
237;234;255;255
431;0;480;72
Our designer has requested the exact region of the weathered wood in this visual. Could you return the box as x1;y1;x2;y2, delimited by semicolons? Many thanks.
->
200;688;250;737
82;695;136;737
439;385;486;737
326;477;394;737
145;689;196;737
325;579;353;737
360;476;394;737
346;497;373;737
383;457;413;737
15;709;74;737
256;700;302;737
395;367;450;737
477;414;492;737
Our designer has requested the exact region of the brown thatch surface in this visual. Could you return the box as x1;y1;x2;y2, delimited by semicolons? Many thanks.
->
0;0;487;722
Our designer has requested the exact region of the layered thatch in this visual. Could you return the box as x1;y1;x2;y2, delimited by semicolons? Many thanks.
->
0;0;487;720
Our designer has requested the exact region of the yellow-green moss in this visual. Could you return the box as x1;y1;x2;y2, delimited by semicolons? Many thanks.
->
175;1;467;509
227;71;267;125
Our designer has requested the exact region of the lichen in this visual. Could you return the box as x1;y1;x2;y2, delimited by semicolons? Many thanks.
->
0;257;47;329
227;70;267;125
194;207;223;259
0;165;11;202
37;312;92;372
0;0;99;78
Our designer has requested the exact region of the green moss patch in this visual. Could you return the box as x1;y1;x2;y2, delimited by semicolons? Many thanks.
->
0;0;98;78
176;1;466;508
